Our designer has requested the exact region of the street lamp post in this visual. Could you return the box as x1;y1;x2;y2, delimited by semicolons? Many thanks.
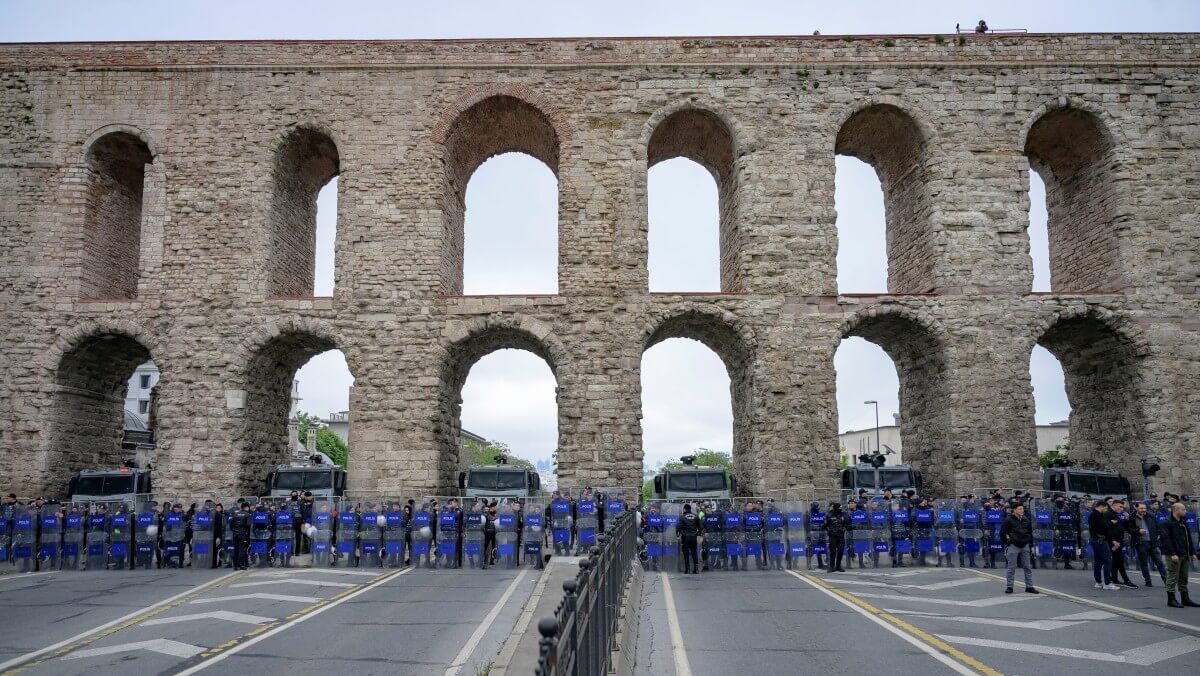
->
865;400;880;494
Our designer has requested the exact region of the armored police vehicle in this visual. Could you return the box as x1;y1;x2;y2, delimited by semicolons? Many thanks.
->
68;467;152;502
265;463;347;498
458;462;541;499
839;463;923;496
1042;466;1130;500
649;456;735;501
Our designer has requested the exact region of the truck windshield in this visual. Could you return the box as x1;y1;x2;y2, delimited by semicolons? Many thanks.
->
74;475;135;496
273;471;333;490
1067;473;1125;496
855;468;913;490
667;472;726;492
468;470;526;491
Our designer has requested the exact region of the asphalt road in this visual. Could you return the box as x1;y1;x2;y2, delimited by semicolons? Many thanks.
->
635;562;1200;675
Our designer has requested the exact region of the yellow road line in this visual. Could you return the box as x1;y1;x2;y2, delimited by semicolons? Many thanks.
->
789;570;1003;676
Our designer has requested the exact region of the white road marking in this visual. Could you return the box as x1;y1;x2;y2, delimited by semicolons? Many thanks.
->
230;578;356;589
939;634;1200;666
174;567;412;675
661;573;694;676
190;593;320;604
0;571;57;584
62;638;205;660
490;563;555;676
886;608;1115;631
248;568;380;577
0;571;238;672
142;611;274;627
856;592;1042;607
834;577;986;591
443;569;531;676
786;571;978;676
824;569;935;578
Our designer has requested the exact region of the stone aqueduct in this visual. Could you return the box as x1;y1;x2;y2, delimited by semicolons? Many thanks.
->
1;34;1198;499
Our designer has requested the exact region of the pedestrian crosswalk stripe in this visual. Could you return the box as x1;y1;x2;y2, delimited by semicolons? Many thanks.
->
939;634;1200;666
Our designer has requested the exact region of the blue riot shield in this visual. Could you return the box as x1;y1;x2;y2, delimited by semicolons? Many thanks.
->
550;498;572;556
274;506;295;568
437;506;462;569
357;504;383;568
644;508;665;571
38;505;63;571
108;507;132;569
575;493;597;554
133;506;158;570
162;509;187;568
311;500;335;567
523;502;546;568
335;509;359;567
764;506;786;570
192;507;215;570
806;502;828;570
1032;499;1055;558
784;502;805;569
704;506;726;570
13;507;37;573
913;505;934;563
383;501;407;568
724;508;744;570
497;502;519;568
411;505;434;568
744;507;765;570
249;506;273;568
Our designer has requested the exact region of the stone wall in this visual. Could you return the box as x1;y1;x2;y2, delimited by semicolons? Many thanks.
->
0;33;1197;498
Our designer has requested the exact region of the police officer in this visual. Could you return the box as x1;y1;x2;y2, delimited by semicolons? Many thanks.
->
825;503;848;573
229;501;251;571
678;503;702;574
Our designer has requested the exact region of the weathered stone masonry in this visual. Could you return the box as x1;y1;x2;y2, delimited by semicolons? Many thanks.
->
1;34;1197;498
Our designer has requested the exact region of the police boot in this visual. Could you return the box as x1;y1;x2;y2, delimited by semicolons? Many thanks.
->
1168;592;1184;608
1181;590;1200;607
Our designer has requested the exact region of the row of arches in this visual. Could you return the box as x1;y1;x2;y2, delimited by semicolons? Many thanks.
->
74;95;1125;302
41;303;1145;496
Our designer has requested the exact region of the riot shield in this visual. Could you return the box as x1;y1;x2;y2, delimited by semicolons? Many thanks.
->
0;503;12;570
934;499;958;567
462;498;486;569
805;500;828;571
522;500;546;568
912;501;935;566
1052;498;1079;570
108;502;133;570
335;502;360;567
847;501;872;569
575;490;598;555
191;504;215;570
496;500;520;568
273;502;296;568
12;504;37;573
867;500;890;568
888;499;913;567
1187;503;1199;572
248;503;273;568
984;503;1006;569
83;506;109;570
383;499;407;568
724;504;744;572
742;501;766;571
410;502;435;568
161;506;187;568
132;501;159;570
1031;498;1056;562
38;504;64;572
781;501;804;570
764;501;786;571
703;501;726;571
437;500;463;569
357;500;383;568
310;498;336;567
958;499;983;568
661;502;682;573
598;487;629;534
549;495;573;556
643;503;665;572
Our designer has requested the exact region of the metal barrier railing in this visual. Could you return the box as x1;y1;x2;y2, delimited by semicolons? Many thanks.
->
535;509;637;676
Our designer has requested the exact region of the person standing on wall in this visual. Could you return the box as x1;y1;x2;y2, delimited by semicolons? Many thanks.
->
1000;503;1039;595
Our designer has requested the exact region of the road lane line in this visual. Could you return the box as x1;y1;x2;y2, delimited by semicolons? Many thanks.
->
0;570;241;674
0;571;56;584
660;573;693;676
788;570;1000;676
173;566;412;675
63;638;205;661
967;568;1200;636
855;591;1041;607
190;593;320;604
143;611;274;627
443;569;531;676
230;578;356;589
248;568;379;577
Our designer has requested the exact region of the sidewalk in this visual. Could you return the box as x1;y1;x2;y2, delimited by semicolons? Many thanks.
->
490;556;583;676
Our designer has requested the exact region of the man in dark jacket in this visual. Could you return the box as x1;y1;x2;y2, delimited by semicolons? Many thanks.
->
678;503;703;574
1000;504;1038;594
1162;502;1199;608
825;503;848;573
1088;502;1118;590
229;502;251;571
1129;502;1168;587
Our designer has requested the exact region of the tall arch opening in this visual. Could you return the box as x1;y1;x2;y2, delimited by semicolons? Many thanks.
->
835;155;888;293
834;337;899;463
240;332;353;494
642;312;752;490
1025;107;1122;292
439;326;561;492
82;132;153;300
835;105;934;294
1034;314;1143;476
838;312;951;494
50;332;155;491
442;95;560;295
269;127;340;298
647;109;737;292
1030;344;1070;459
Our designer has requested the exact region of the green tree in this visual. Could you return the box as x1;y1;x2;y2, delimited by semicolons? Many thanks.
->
316;427;348;467
296;412;321;445
1039;446;1070;469
461;437;535;470
836;447;850;471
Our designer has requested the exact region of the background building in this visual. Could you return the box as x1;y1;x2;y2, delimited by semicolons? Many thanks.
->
838;415;1070;467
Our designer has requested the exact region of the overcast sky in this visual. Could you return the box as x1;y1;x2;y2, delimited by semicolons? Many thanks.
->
10;1;1195;471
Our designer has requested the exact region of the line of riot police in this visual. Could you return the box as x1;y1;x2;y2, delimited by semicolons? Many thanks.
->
638;492;1200;574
